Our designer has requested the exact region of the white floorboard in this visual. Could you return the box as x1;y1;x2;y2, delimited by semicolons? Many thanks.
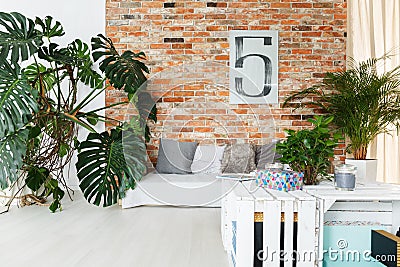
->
0;192;228;267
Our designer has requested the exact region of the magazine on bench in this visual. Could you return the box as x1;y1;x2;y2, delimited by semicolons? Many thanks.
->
216;173;256;181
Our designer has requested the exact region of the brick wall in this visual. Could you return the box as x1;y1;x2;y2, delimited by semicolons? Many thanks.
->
105;0;347;163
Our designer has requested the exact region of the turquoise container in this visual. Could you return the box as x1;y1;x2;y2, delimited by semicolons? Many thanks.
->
323;226;386;267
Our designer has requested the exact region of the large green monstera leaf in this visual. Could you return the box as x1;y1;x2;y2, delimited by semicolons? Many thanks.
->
76;128;147;207
0;12;43;63
67;39;103;88
35;15;65;39
0;61;38;138
91;34;149;94
38;39;102;89
0;129;29;189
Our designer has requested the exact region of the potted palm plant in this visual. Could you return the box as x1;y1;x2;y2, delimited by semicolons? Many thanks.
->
284;56;400;183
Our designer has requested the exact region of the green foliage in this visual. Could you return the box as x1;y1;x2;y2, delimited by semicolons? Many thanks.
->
0;129;29;189
76;128;147;207
92;34;149;94
66;39;103;88
135;91;157;142
25;165;65;212
35;16;65;39
26;166;50;191
284;56;400;160
0;62;38;138
24;63;56;92
44;179;65;213
0;12;43;63
0;12;155;211
276;116;341;185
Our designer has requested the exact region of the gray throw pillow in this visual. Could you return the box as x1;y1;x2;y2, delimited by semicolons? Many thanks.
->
255;141;282;169
221;143;256;173
156;139;198;174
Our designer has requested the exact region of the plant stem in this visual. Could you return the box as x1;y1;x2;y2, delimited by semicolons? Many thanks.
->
354;146;368;160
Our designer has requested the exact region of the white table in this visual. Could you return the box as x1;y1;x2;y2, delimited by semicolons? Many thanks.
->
304;182;400;267
221;180;400;267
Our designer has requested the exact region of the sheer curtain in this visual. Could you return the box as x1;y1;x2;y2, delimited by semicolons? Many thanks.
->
348;0;400;184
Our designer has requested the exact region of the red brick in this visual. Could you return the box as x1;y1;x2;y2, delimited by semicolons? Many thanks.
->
334;14;347;20
163;97;185;102
172;43;192;49
270;3;291;8
173;127;193;132
150;43;170;49
249;133;262;138
173;91;194;96
302;32;322;37
163;26;184;31
142;2;163;8
205;14;226;19
194;127;213;133
292;3;312;8
174;115;194;120
292;49;313;54
193;32;211;37
184;14;204;19
206;26;227;31
215;55;229;61
249;26;270;30
185;121;205;127
206;109;227;114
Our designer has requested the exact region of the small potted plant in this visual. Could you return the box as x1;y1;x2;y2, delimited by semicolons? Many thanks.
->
275;116;341;185
284;56;400;182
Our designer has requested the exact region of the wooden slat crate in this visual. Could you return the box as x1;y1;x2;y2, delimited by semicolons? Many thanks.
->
221;180;317;267
222;181;400;267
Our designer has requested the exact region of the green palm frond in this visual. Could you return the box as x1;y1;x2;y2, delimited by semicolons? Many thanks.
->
284;55;400;159
0;12;43;63
0;61;38;138
76;128;147;207
91;34;149;94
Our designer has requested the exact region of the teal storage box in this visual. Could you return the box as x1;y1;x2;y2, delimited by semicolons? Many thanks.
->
323;226;386;267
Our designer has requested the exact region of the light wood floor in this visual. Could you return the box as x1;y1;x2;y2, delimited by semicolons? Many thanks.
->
0;192;229;267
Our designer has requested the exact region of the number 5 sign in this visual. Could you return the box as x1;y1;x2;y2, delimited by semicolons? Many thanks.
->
229;31;279;104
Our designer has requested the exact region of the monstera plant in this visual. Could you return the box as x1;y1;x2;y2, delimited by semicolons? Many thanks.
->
0;12;156;212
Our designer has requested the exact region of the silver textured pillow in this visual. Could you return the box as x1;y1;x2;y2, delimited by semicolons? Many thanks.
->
255;141;282;169
221;143;256;173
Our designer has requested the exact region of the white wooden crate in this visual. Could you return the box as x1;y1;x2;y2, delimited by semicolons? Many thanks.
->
222;181;400;267
304;182;400;267
221;180;317;267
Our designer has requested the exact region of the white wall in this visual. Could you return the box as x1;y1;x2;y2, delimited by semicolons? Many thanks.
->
0;0;106;187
